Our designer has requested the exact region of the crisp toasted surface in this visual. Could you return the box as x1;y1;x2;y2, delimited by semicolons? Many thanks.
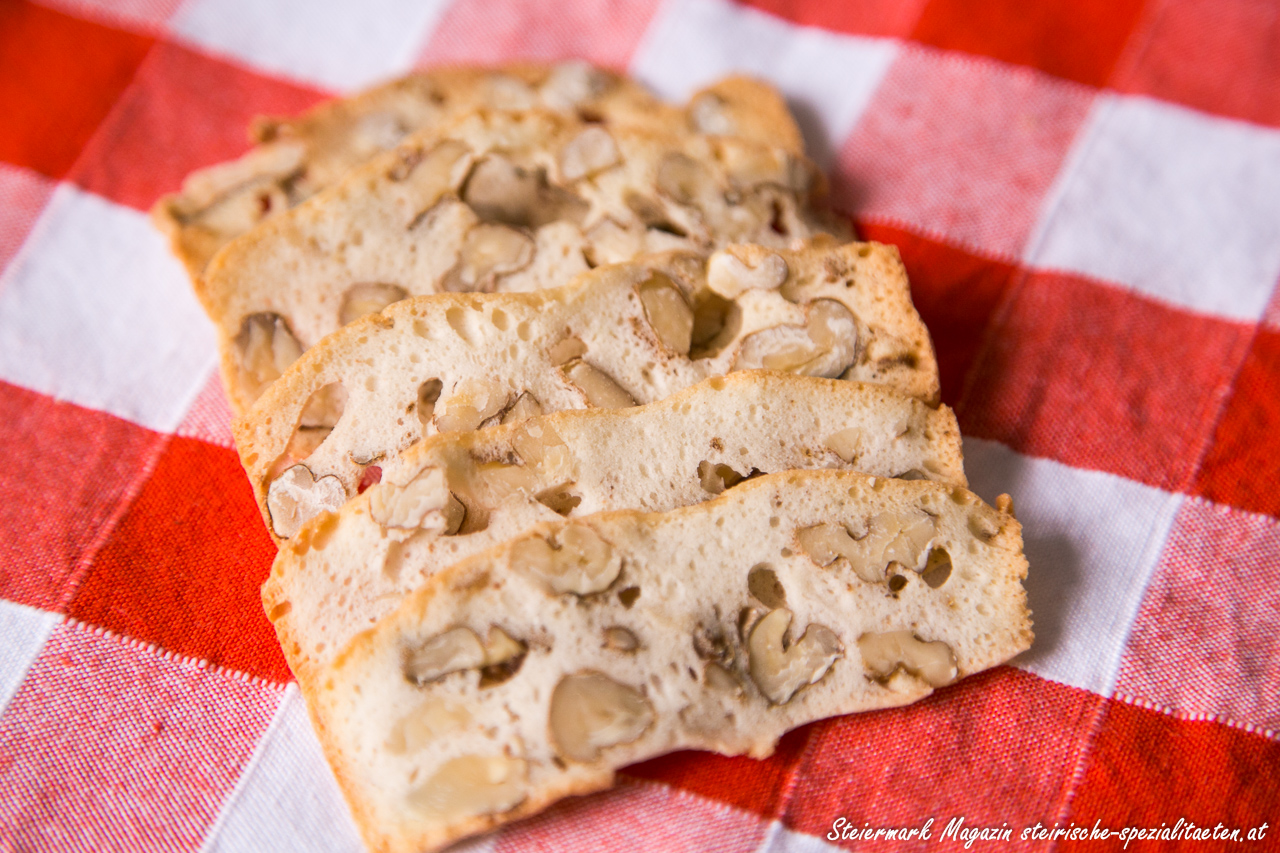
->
313;470;1031;853
153;64;804;278
203;106;846;414
234;242;939;540
263;371;967;687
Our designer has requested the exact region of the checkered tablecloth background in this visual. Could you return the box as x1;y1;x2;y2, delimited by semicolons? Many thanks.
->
2;0;1278;849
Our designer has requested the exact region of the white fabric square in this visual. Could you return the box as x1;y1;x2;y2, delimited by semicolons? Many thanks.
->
0;601;59;717
1265;287;1280;330
34;0;184;33
170;0;450;91
760;823;845;853
200;685;366;853
0;185;216;433
630;0;897;170
963;438;1183;697
0;163;56;277
175;366;236;449
1027;94;1280;321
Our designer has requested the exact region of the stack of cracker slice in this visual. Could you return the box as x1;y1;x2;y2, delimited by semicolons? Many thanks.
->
156;62;1032;853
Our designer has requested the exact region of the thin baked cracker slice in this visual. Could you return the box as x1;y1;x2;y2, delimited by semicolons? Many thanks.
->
154;63;804;278
203;107;847;415
264;370;967;688
235;241;939;540
315;470;1032;853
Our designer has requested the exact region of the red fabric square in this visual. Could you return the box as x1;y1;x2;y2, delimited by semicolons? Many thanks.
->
68;436;289;683
1112;0;1280;130
836;46;1095;260
960;271;1252;492
418;0;662;70
911;0;1146;88
1116;500;1280;736
1194;328;1280;517
0;382;164;612
0;1;154;180
858;221;1017;408
739;0;928;39
0;622;280;851
625;726;810;819
0;164;56;277
784;668;1104;845
1067;700;1280;842
69;40;325;212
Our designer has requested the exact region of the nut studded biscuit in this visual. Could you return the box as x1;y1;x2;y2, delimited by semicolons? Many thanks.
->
203;108;847;414
154;63;805;278
315;471;1032;853
234;242;939;540
263;371;967;687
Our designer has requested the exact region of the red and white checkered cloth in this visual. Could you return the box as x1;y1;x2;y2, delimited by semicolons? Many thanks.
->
2;0;1278;850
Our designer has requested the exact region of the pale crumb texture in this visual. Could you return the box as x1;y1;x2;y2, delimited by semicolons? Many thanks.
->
263;370;967;688
315;470;1032;853
233;242;939;541
196;96;842;415
153;63;804;279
